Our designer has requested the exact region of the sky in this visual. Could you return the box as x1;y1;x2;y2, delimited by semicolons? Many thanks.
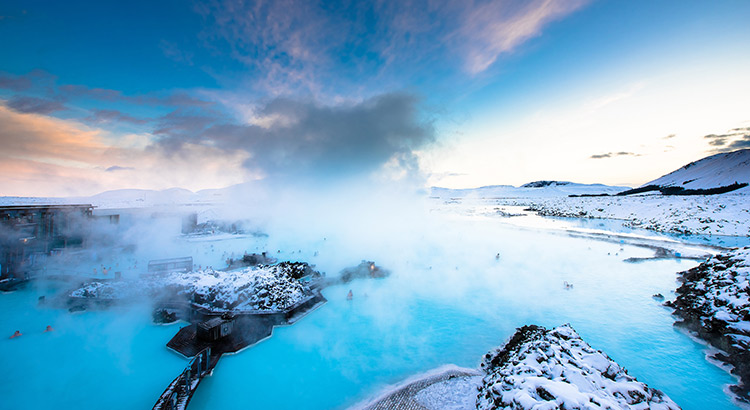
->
0;0;749;196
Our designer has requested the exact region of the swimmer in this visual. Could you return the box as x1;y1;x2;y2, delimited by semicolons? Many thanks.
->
347;290;353;301
44;325;54;332
9;330;22;339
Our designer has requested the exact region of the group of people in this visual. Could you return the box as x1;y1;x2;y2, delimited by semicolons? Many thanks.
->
9;325;53;339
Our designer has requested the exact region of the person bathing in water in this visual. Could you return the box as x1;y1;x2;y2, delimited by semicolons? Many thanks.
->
9;330;22;339
44;325;54;332
347;290;353;300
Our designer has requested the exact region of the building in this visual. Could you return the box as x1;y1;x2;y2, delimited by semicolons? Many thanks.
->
196;317;234;341
0;204;93;280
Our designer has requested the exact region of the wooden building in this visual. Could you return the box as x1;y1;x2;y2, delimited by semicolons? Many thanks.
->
196;317;234;342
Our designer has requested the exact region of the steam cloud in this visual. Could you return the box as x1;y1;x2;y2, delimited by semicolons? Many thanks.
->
155;93;436;183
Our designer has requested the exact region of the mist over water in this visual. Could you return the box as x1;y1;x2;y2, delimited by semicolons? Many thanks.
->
0;185;743;410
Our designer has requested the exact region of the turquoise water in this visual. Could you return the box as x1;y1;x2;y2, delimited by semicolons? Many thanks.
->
0;213;744;409
0;283;186;409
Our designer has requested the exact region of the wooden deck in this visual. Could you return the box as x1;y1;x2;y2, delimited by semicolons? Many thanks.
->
167;315;276;357
154;290;328;410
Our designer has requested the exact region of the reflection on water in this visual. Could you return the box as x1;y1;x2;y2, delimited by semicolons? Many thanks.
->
0;204;746;410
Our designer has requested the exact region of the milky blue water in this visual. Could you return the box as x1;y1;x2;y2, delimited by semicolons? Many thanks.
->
0;210;744;410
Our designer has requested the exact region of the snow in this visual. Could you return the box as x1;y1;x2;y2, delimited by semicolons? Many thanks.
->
645;149;750;192
428;150;750;237
414;375;482;410
0;187;211;209
431;182;630;199
69;264;311;312
668;247;750;336
167;265;307;311
515;194;750;236
477;324;680;410
665;247;750;402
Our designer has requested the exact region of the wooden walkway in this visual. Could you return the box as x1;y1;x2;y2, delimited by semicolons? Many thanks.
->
153;290;328;410
152;348;221;410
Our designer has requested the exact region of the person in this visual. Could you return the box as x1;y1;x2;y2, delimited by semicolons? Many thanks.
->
347;290;353;301
44;325;54;332
9;330;22;339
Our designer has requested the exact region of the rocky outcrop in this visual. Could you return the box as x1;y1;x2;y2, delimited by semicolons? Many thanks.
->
665;247;750;402
477;324;680;410
70;262;320;312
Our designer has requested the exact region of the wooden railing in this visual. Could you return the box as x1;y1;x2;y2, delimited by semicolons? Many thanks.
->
152;347;211;410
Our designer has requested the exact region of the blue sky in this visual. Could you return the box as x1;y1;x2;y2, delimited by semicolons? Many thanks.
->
1;0;749;196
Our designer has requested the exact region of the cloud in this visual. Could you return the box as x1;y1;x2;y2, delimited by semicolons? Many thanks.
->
590;151;637;159
85;109;149;125
704;127;750;152
160;39;194;65
105;165;135;172
0;104;249;196
455;0;590;74
6;95;67;114
194;0;590;96
155;93;435;183
0;70;55;92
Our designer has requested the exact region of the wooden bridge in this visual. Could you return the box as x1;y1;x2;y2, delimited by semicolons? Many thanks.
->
152;348;221;410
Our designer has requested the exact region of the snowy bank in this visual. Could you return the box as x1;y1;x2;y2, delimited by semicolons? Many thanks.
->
520;194;750;236
478;324;680;410
666;247;750;402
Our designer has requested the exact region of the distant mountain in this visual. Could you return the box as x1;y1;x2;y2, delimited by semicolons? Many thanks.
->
643;149;750;193
520;180;571;188
431;182;630;198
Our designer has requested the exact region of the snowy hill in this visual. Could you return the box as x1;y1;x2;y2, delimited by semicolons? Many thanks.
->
645;149;750;193
81;188;200;209
0;188;211;209
431;182;629;198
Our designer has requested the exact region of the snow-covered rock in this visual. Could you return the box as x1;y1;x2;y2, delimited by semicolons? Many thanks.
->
645;149;750;193
168;266;308;311
70;263;315;312
477;324;680;410
666;247;750;402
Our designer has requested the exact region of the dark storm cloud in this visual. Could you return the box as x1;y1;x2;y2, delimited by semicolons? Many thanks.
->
704;128;750;152
6;95;66;114
724;136;750;151
589;151;636;159
155;93;435;181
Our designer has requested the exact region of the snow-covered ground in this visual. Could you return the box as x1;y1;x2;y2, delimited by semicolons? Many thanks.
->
666;247;750;402
646;149;750;193
430;149;750;237
477;324;680;410
71;264;312;312
517;193;750;236
431;181;630;199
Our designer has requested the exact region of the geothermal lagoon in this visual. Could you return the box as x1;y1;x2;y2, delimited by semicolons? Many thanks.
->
1;199;746;410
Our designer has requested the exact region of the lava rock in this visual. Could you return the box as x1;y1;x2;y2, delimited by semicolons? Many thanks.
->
477;324;680;410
